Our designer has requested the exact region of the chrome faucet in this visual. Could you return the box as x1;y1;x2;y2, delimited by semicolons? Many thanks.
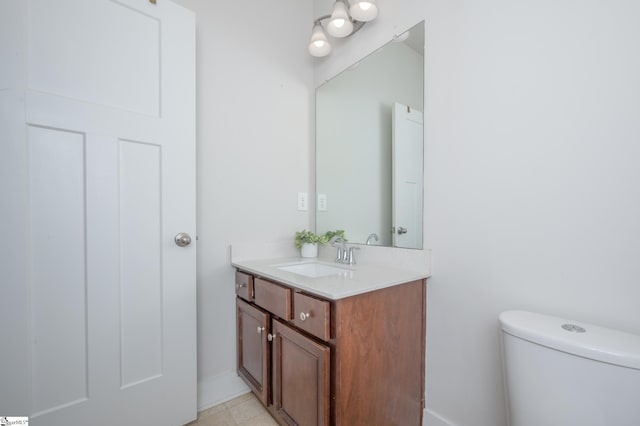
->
330;236;360;265
365;233;379;245
346;245;360;265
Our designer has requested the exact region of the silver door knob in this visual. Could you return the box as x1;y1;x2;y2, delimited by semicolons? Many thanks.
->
397;227;408;235
175;233;192;247
257;326;265;334
268;333;276;342
299;312;310;321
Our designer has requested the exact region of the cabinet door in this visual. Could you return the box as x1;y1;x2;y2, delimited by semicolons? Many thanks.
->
272;319;330;426
236;298;270;405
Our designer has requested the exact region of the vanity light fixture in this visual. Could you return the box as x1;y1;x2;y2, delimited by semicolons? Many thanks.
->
308;0;378;58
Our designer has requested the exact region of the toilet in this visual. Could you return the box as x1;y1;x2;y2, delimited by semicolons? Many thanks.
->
499;310;640;426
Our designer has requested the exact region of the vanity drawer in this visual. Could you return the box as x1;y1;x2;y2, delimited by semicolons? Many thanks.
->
293;292;330;341
254;278;292;320
235;271;253;301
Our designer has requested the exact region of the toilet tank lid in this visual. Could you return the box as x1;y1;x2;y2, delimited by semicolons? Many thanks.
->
499;310;640;370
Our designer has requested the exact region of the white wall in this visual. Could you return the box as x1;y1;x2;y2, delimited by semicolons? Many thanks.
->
171;0;315;409
316;42;423;245
315;1;640;425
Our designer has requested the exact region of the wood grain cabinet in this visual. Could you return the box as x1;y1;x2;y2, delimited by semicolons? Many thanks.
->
235;270;426;426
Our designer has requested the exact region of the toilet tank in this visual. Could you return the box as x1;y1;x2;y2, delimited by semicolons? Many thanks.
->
499;310;640;426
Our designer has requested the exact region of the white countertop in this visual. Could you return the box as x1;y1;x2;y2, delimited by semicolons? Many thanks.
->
231;256;430;300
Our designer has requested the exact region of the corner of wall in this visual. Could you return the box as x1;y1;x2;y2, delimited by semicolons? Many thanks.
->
197;371;249;412
424;408;458;426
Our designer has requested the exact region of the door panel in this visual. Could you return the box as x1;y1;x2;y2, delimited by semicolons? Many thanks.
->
119;139;163;387
29;125;88;415
28;0;160;115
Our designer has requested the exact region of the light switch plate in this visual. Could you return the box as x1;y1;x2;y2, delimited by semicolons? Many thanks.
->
297;192;308;211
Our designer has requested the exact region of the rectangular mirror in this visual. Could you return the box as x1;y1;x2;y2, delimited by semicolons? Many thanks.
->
316;21;425;249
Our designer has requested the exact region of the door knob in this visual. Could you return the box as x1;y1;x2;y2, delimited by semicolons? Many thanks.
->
397;227;408;235
300;312;310;321
174;233;192;247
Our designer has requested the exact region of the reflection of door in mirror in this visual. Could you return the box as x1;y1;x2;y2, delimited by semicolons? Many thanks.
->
392;103;423;249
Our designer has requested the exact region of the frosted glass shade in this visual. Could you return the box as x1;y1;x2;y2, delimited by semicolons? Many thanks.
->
308;24;331;57
327;1;353;38
349;0;378;22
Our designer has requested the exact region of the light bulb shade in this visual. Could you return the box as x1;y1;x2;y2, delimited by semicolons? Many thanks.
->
327;1;353;38
308;24;331;57
349;0;378;22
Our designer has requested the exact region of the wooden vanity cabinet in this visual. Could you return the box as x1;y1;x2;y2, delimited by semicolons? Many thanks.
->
235;270;426;426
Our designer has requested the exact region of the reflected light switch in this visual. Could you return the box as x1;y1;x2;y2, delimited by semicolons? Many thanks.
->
318;193;327;211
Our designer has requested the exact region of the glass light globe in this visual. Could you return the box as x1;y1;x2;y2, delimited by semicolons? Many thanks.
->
327;1;353;38
349;0;378;22
308;24;331;57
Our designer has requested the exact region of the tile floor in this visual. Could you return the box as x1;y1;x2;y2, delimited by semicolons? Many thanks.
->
186;393;278;426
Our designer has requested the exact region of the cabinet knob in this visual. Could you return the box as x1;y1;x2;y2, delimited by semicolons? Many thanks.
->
299;312;310;321
257;326;265;334
236;283;246;290
268;333;276;342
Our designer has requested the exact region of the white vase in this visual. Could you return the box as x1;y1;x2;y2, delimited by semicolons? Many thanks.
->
300;243;318;258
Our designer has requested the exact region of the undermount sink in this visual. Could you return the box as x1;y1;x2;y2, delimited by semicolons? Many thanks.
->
275;262;350;278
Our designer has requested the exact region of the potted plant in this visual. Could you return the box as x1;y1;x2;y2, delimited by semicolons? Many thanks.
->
294;229;346;258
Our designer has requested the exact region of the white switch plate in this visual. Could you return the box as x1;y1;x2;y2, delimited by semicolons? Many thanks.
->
317;193;327;211
297;192;308;211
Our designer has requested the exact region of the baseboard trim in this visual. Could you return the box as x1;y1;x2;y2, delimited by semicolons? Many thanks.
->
424;408;458;426
197;371;250;412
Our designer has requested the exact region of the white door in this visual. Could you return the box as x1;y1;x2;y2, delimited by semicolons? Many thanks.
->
0;1;196;425
392;102;424;249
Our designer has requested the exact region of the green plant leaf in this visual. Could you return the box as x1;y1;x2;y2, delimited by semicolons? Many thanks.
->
294;229;347;249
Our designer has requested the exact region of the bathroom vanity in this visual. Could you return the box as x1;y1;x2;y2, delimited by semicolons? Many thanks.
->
233;257;427;426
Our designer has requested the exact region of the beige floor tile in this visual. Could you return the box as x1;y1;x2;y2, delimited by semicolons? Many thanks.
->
223;392;254;409
228;398;269;424
188;392;280;426
197;409;237;426
236;413;279;426
197;402;227;419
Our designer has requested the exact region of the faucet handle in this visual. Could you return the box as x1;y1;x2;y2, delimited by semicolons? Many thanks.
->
347;246;360;265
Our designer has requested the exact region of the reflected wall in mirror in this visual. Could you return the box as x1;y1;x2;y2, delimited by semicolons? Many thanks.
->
316;21;424;249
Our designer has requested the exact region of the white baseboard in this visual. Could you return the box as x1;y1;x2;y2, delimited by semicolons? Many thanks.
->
424;408;458;426
197;371;250;412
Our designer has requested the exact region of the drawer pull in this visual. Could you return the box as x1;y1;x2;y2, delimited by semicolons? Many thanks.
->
299;312;310;321
268;333;276;342
257;326;265;334
236;283;246;290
